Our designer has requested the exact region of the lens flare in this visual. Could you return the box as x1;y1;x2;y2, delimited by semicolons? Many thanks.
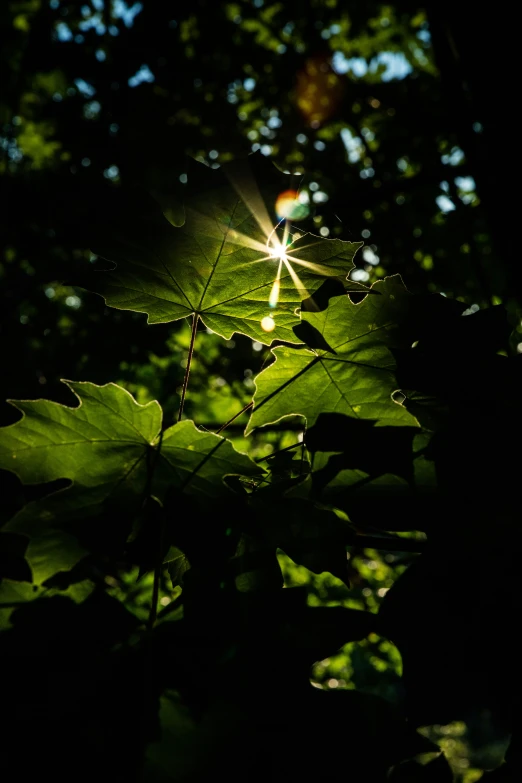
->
266;217;289;262
261;316;276;332
269;242;287;262
268;241;287;263
275;189;309;221
205;158;331;326
269;278;280;308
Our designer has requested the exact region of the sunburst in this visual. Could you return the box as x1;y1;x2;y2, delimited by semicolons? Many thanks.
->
222;162;332;332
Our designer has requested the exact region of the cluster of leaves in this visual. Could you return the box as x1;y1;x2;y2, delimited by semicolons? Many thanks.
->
0;156;520;781
4;0;522;414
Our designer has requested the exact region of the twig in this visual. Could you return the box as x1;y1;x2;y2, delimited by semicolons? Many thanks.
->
201;421;304;431
255;441;302;463
215;401;253;435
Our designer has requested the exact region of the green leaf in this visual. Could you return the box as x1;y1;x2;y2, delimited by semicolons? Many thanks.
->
0;381;162;537
289;445;438;534
298;422;437;532
24;531;89;585
0;577;95;630
164;546;190;587
247;276;419;433
249;495;352;581
0;382;262;582
83;154;362;344
156;419;262;498
0;580;39;630
0;380;161;486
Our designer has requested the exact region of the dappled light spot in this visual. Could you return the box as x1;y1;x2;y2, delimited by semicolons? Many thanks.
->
436;194;456;213
295;55;344;127
351;268;369;282
128;63;154;87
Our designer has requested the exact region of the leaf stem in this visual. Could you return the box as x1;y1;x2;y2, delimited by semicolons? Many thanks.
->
178;314;199;423
215;401;253;435
145;431;164;632
147;520;165;632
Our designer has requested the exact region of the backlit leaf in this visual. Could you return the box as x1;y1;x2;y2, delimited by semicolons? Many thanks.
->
0;382;261;582
82;154;362;344
247;276;419;433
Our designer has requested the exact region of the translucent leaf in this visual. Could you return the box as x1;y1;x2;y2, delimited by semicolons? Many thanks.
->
247;276;419;433
81;153;362;344
0;382;261;582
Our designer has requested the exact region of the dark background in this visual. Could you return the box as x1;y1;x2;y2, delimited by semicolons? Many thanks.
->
1;2;521;779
